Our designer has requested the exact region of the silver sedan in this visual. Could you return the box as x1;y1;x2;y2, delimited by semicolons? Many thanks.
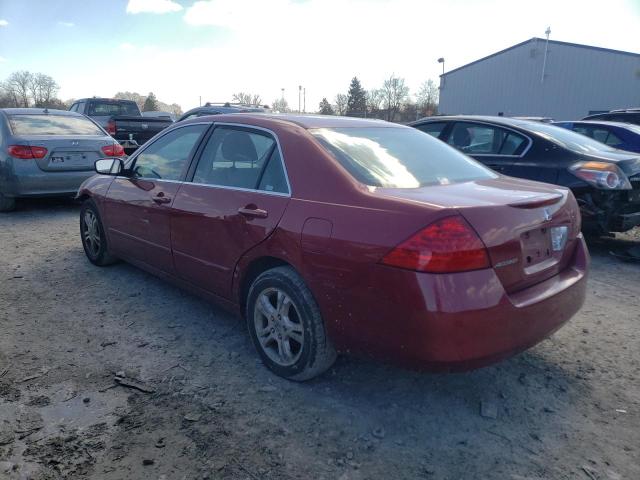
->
0;108;124;211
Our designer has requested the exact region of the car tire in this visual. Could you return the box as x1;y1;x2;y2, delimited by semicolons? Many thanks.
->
246;266;337;381
80;199;118;266
0;193;16;212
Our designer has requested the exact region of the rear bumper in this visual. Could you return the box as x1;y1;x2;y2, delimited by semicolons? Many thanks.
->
319;236;589;371
0;157;94;197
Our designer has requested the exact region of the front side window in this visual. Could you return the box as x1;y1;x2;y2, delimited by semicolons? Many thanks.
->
8;114;104;136
311;127;495;188
447;122;526;155
132;125;208;180
192;126;288;193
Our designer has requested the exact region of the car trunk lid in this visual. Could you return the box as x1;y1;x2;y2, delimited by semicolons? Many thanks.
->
27;136;113;172
375;176;581;293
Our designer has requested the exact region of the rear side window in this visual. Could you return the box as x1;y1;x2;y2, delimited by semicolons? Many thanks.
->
448;122;526;155
312;127;495;188
88;101;139;116
8;114;104;136
414;122;447;138
192;126;288;193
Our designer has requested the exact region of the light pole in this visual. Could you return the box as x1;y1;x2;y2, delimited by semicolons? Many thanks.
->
541;27;551;83
437;57;445;76
298;85;302;113
303;88;306;113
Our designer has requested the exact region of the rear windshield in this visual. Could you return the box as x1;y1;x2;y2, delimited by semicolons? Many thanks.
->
311;127;496;188
8;114;104;136
88;101;139;116
522;121;619;154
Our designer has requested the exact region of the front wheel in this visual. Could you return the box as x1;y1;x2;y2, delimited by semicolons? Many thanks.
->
80;199;118;266
246;266;337;381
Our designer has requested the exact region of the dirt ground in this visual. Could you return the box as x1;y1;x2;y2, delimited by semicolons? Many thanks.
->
0;199;639;480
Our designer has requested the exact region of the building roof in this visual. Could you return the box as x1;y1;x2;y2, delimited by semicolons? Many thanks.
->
442;37;640;77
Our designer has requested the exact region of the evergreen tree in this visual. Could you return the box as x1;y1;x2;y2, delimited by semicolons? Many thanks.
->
318;97;334;115
346;76;367;117
142;92;159;112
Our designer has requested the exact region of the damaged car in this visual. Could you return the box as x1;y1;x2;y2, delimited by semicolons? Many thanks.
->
411;116;640;234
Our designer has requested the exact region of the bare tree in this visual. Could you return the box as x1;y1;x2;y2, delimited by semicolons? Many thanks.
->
4;71;32;107
272;98;290;113
365;89;384;117
114;91;146;110
29;73;60;107
232;92;263;106
416;79;439;117
334;93;348;116
380;75;409;122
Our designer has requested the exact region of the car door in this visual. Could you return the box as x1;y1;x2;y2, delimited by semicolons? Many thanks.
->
103;124;209;273
171;124;291;299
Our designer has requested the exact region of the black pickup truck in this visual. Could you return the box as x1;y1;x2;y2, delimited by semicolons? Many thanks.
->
69;98;173;153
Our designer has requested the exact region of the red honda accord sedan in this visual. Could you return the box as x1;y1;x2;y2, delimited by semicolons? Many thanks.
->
78;114;589;380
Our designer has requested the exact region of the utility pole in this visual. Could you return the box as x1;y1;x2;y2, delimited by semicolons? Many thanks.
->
303;88;306;113
298;85;302;113
541;27;551;83
199;96;201;106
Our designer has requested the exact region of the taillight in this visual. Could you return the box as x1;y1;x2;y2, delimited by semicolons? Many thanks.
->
101;143;125;157
106;119;116;136
8;145;48;160
381;215;490;273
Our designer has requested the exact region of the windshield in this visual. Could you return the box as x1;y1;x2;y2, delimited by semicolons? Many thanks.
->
88;101;139;116
522;121;619;153
8;114;104;136
311;127;496;188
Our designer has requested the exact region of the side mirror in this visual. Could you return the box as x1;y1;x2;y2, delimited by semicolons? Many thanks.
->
95;158;125;176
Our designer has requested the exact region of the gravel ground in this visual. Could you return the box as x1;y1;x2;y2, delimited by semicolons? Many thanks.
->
1;199;639;480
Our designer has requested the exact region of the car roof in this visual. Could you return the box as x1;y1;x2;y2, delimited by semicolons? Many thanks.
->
410;115;540;129
554;120;638;129
0;108;81;116
182;113;400;129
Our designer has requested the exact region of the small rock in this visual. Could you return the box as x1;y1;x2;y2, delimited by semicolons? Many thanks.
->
155;438;166;448
371;427;386;439
480;401;498;419
142;459;154;466
346;451;354;460
184;414;201;422
259;386;278;393
83;397;91;404
115;371;126;378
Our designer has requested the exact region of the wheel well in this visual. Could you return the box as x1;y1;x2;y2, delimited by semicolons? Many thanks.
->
76;193;90;202
239;256;290;314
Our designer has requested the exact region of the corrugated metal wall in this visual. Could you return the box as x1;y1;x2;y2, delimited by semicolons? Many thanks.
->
439;39;640;119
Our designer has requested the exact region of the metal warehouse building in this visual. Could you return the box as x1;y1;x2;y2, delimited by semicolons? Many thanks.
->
439;37;640;120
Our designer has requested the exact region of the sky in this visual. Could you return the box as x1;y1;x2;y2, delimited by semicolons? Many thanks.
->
1;0;639;112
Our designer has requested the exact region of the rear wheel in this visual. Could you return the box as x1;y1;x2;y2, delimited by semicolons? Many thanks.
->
0;193;16;212
80;199;118;266
246;266;337;381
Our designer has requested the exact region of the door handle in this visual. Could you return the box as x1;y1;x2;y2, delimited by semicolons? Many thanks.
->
238;205;268;218
152;193;171;204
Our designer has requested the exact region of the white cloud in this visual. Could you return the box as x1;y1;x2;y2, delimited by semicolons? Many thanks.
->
58;21;75;27
56;0;640;113
126;0;183;14
0;56;6;62
0;19;8;27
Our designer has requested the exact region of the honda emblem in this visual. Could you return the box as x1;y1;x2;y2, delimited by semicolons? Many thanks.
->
543;208;552;221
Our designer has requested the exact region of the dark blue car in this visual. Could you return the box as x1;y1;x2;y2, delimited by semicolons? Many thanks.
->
553;121;640;153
